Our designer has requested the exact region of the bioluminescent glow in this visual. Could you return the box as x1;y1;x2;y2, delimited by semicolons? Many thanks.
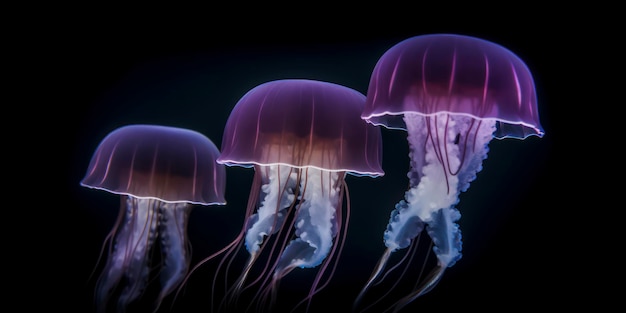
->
354;34;544;312
81;124;226;313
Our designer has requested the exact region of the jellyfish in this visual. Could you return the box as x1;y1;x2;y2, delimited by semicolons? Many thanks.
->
192;79;383;312
80;124;226;313
353;34;545;312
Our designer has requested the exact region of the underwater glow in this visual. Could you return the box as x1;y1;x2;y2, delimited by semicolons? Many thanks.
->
189;79;384;312
354;34;544;312
81;124;226;313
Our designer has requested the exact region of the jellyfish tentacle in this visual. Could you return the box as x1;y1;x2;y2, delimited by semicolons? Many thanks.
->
353;247;392;310
391;113;495;311
390;265;446;313
292;176;350;313
357;113;495;311
117;199;159;312
456;118;495;192
232;164;297;294
384;200;426;251
94;205;127;313
427;206;462;268
354;195;426;310
377;113;462;265
258;168;341;313
153;203;192;312
245;165;298;254
395;207;461;312
274;167;341;274
404;202;463;282
95;197;158;313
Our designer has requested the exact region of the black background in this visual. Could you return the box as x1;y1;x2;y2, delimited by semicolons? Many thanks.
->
18;8;585;313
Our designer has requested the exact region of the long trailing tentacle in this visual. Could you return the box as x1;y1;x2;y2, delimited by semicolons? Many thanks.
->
353;247;393;310
170;169;263;311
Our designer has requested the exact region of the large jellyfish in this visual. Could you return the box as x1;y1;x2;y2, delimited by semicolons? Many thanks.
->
81;124;226;313
194;79;384;312
354;34;545;312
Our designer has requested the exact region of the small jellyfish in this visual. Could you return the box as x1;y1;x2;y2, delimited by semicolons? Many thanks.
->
81;124;226;313
354;34;544;312
194;79;384;312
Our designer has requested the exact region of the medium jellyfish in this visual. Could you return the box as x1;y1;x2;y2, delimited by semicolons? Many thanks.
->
196;79;384;312
80;124;226;313
354;34;545;312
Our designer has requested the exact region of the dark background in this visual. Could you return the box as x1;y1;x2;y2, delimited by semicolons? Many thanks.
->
20;9;584;313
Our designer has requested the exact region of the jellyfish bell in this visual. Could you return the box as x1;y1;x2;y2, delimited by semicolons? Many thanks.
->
362;33;543;139
355;34;544;312
80;124;226;313
206;79;383;312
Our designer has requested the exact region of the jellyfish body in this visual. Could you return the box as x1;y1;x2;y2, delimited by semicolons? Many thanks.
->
81;124;226;313
208;79;383;312
355;34;544;312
